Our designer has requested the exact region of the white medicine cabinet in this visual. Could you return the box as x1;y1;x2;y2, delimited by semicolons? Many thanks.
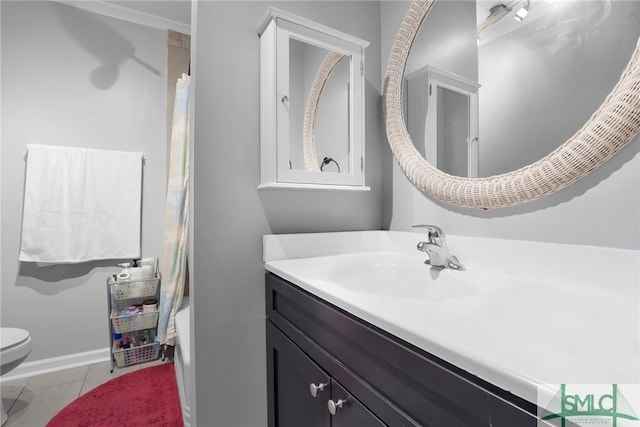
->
257;7;370;190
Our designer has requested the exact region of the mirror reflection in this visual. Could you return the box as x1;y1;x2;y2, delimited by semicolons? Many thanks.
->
289;39;350;174
404;0;640;178
436;86;471;176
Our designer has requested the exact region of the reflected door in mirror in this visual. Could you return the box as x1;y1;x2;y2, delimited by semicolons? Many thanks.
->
437;86;469;177
406;65;479;178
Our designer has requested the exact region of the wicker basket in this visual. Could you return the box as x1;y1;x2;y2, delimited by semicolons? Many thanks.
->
110;277;159;300
111;311;159;333
113;342;161;367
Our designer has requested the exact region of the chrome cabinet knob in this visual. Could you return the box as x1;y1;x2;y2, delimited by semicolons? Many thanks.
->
309;382;327;398
327;398;347;415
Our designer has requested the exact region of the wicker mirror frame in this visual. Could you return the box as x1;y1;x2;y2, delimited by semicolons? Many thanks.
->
383;0;640;210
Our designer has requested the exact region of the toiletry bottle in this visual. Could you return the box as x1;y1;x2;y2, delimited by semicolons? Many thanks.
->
113;333;123;349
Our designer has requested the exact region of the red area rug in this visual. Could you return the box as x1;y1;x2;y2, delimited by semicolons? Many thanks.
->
47;362;183;427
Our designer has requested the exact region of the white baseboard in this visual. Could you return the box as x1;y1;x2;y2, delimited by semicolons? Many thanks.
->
0;348;110;382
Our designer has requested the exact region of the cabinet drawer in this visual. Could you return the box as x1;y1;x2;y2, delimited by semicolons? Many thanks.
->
266;273;538;427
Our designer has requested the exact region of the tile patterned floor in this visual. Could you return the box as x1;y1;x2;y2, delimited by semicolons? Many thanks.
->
1;358;168;427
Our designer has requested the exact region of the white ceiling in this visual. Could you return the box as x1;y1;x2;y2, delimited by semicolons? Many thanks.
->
66;1;580;45
104;1;191;25
55;0;191;34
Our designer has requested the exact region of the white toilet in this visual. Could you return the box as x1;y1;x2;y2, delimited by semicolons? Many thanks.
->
1;328;32;425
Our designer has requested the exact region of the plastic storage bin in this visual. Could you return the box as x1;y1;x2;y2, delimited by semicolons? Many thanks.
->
110;277;159;300
113;342;161;367
111;311;159;333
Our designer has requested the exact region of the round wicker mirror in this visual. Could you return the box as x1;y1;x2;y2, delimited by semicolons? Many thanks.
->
383;0;640;210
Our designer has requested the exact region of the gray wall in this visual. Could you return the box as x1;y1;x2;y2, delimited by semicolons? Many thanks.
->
191;2;382;425
382;1;640;249
1;1;166;361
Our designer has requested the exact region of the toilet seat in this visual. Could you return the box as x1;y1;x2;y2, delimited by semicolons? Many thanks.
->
1;328;30;352
1;328;32;425
0;328;32;374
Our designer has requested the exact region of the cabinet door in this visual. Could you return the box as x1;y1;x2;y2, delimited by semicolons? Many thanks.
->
267;322;331;427
329;380;385;427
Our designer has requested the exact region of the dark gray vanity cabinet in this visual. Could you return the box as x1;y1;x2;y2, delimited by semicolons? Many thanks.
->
267;322;385;426
266;272;540;427
267;321;331;426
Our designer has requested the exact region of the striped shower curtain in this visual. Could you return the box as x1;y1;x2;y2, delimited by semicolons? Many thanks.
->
158;73;190;346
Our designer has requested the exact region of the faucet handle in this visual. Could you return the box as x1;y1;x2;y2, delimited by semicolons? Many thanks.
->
412;225;444;243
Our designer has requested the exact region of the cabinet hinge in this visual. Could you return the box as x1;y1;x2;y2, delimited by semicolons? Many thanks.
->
360;61;364;76
361;157;364;170
429;84;432;96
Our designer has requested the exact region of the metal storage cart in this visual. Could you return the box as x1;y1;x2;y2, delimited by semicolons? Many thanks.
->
107;273;162;372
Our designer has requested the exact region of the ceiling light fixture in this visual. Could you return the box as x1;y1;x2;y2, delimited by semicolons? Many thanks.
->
477;4;512;36
514;0;530;22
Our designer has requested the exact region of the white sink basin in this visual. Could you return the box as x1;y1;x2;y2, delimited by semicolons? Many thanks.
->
263;231;640;405
327;252;479;300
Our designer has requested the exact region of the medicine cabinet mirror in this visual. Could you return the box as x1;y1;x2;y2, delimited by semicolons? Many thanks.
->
257;7;370;190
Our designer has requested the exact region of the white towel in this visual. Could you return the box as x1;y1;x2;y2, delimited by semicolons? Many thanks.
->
19;144;144;264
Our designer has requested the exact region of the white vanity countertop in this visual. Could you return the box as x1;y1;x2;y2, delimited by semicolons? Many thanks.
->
263;231;640;405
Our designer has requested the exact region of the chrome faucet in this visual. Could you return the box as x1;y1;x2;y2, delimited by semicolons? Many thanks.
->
413;225;465;270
